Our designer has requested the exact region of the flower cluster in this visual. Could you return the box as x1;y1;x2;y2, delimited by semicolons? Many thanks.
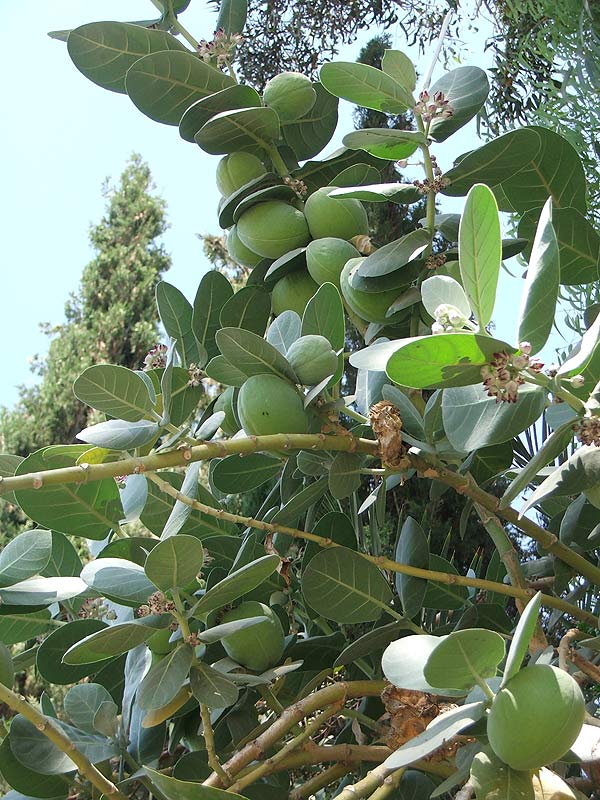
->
574;417;600;447
137;591;176;617
143;343;168;371
425;253;447;270
188;363;203;387
431;303;467;334
198;28;243;67
413;90;454;123
283;176;308;198
78;597;116;621
481;344;543;403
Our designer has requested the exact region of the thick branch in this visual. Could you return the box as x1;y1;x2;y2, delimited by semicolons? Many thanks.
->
148;473;597;626
0;683;128;800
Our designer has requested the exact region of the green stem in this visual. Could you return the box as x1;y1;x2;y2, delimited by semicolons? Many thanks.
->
200;703;231;786
0;683;128;800
266;145;290;177
344;406;369;424
172;590;192;641
525;371;585;413
367;768;406;800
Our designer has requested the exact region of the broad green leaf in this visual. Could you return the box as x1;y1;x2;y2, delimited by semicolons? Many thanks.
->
517;198;559;353
264;246;306;287
266;310;302;355
141;471;235;539
63;615;170;664
383;702;486;768
499;418;575;509
386;333;514;389
272;476;329;526
0;530;52;588
423;554;469;610
335;622;408;667
67;22;187;93
211;453;281;493
218;173;280;228
144;768;248;800
382;49;416;93
180;84;261;142
320;62;413;113
156;282;205;368
442;128;541;197
329;183;421;204
459;184;502;327
420;275;471;320
216;327;298;382
0;577;86;607
357;229;430;278
0;738;67;799
551;207;600;285
556;312;600;382
294;147;382;194
283;82;339;161
0;642;14;688
77;418;159;450
204;355;247;387
144;366;202;426
495;126;587;215
196;107;280;155
192;271;234;361
302;547;392;623
191;555;280;620
428;66;489;142
125;51;235;125
329;163;382;188
441;383;547;452
219;286;271;336
216;0;248;34
559;496;600;551
470;749;535;800
301;282;345;385
138;645;193;710
395;517;429;618
144;535;205;591
190;662;239;708
73;364;155;422
396;772;437;800
302;512;357;568
0;610;57;646
342;128;425;160
37;619;107;684
520;445;600;516
10;715;118;775
424;628;505;691
328;452;361;499
382;634;467;696
64;683;118;736
160;462;201;539
502;592;542;686
81;558;157;607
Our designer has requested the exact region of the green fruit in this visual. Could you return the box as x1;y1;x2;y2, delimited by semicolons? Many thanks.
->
227;226;263;269
304;187;369;241
216;153;267;197
271;271;319;317
286;334;338;385
306;237;360;289
340;258;404;324
237;374;310;436
237;201;310;260
147;628;174;656
487;665;585;771
220;601;285;672
214;387;240;436
263;72;317;121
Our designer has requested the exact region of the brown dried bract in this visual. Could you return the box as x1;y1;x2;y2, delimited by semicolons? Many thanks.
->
369;401;410;470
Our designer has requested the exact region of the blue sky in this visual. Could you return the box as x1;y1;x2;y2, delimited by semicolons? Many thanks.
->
2;1;530;412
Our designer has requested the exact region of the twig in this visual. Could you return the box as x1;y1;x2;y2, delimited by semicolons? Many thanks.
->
570;650;600;683
335;763;393;800
420;11;453;92
454;784;475;800
147;472;598;626
0;683;128;800
368;768;405;800
558;628;585;672
288;763;351;800
200;703;231;786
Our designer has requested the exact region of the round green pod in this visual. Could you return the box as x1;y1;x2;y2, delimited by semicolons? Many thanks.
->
147;628;175;656
340;258;405;324
263;72;317;121
237;374;310;436
286;334;338;385
304;187;369;241
227;226;263;269
214;387;240;436
487;665;585;771
271;271;319;317
216;152;267;197
220;601;285;672
237;201;311;260
306;237;360;289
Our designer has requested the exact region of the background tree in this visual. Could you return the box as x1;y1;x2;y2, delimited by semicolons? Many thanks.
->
0;154;170;456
